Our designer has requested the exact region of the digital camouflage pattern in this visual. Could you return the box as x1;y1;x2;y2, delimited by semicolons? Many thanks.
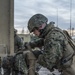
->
14;32;28;75
39;23;74;69
2;30;28;75
30;23;64;69
2;56;14;75
28;22;75;75
14;52;28;75
2;52;28;75
28;14;48;32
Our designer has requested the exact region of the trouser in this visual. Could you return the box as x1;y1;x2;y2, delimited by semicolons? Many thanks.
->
3;68;26;75
62;66;75;75
25;51;36;75
2;53;28;75
60;58;75;75
12;70;25;75
15;51;40;75
14;52;28;75
2;51;38;75
3;67;27;75
2;57;11;75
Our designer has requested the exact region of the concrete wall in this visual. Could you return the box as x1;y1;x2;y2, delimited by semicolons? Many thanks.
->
0;0;14;56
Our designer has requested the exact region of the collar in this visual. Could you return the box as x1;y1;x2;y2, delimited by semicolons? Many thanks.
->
39;23;54;38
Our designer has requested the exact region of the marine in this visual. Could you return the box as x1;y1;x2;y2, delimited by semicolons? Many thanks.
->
1;29;40;75
2;29;28;75
25;13;75;75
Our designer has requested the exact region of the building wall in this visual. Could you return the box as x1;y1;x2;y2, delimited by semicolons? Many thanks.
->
0;0;14;56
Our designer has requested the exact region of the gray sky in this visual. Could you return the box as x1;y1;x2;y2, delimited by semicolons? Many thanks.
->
14;0;75;31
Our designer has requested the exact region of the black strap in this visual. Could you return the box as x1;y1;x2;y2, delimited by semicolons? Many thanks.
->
61;53;74;64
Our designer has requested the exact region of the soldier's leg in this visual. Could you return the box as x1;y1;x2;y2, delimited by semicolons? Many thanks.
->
12;70;25;75
62;58;75;75
25;51;37;75
62;66;75;75
32;50;42;73
14;52;28;75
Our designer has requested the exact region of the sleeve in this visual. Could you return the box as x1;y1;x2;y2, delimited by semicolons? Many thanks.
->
44;31;64;69
29;38;44;48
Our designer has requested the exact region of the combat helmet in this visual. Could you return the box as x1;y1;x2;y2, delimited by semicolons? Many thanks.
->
28;14;48;32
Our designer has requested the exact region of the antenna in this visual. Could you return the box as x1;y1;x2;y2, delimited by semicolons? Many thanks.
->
70;0;72;36
22;27;24;34
57;8;58;27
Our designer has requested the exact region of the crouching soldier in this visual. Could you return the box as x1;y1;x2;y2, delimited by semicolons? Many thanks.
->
25;13;75;75
2;50;40;75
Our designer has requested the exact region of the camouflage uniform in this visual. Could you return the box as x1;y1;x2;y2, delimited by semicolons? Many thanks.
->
2;52;28;75
27;14;75;75
2;29;39;75
2;56;14;75
2;29;28;75
14;29;28;75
